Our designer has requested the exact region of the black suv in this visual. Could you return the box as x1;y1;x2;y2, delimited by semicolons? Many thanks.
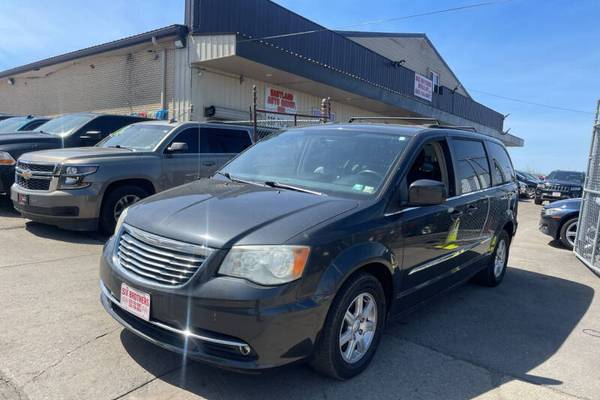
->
534;170;584;205
0;113;147;195
99;124;518;379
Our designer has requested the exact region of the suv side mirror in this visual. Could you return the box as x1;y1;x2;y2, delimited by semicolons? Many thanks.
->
80;130;102;145
166;142;189;153
408;179;447;206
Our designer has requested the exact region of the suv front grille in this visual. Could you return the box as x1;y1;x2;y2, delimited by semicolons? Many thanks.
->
15;161;56;191
116;225;212;286
16;175;51;191
545;184;571;192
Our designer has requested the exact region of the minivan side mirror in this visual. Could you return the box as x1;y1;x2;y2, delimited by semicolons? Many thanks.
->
408;179;447;206
166;142;189;153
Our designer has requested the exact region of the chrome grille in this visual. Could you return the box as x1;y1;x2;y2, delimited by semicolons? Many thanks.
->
116;224;212;286
16;161;55;173
546;184;571;192
15;161;55;191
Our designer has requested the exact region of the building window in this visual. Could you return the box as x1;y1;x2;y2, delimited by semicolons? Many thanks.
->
430;70;440;93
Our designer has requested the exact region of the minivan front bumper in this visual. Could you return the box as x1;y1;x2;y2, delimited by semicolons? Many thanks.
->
99;238;331;371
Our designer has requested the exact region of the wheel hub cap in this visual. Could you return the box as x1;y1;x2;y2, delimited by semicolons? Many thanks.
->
339;292;377;364
494;239;507;278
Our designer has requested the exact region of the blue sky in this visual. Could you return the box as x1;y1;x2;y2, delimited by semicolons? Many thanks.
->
1;0;599;173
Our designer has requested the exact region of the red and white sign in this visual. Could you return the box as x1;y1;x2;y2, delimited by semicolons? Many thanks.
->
120;283;150;321
414;73;433;102
265;86;297;114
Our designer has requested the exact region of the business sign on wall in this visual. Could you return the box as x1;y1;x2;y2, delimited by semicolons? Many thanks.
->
414;74;433;102
265;86;298;114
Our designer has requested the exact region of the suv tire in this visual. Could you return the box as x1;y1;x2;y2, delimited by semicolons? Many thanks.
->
310;272;386;380
559;217;578;251
100;185;148;233
475;230;510;287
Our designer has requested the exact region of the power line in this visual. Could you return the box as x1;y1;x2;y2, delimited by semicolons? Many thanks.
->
238;0;514;43
470;89;596;115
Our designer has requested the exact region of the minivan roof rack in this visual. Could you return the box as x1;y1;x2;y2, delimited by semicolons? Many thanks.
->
424;124;478;132
348;116;441;124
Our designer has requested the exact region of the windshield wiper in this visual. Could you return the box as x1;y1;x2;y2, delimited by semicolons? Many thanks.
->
264;181;322;196
216;172;264;187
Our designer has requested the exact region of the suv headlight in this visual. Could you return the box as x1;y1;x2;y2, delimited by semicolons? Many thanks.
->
58;165;98;189
0;151;16;166
219;245;310;285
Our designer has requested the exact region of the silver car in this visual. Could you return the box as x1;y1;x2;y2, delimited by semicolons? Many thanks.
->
11;121;257;232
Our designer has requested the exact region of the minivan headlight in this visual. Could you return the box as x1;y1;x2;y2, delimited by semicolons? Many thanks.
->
219;246;310;285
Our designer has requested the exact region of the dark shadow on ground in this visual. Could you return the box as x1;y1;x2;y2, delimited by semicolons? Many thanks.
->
0;195;19;218
120;266;594;400
547;239;570;251
24;221;108;244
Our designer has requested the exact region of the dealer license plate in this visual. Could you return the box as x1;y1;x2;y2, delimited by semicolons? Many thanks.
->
120;283;150;321
17;193;28;206
552;192;562;198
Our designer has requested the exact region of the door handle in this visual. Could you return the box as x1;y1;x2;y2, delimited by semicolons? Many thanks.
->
202;161;216;167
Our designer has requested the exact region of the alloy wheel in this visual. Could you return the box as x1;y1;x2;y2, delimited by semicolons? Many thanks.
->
565;220;578;248
494;239;507;278
339;292;377;364
113;194;140;221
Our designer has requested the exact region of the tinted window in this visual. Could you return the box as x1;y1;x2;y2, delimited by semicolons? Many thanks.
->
35;114;95;136
547;170;585;184
22;119;48;131
201;128;252;153
487;142;514;185
451;139;491;194
168;128;200;153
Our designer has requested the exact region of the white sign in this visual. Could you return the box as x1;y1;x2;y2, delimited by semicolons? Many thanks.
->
265;86;298;114
414;73;433;102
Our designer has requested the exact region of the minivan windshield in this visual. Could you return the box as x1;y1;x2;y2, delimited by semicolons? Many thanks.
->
547;170;585;184
0;117;30;133
98;124;171;151
220;128;410;197
34;114;95;137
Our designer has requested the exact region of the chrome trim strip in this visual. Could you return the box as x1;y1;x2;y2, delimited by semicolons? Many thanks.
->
124;225;212;258
121;234;206;264
119;243;198;272
100;281;248;348
408;241;480;276
118;253;192;280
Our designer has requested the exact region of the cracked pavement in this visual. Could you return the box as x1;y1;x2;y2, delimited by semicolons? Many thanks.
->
0;197;599;400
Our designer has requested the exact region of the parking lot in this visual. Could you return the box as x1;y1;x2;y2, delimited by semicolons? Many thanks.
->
0;198;598;400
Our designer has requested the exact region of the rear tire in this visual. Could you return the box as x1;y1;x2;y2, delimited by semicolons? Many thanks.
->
100;185;148;233
310;272;386;380
475;230;510;287
559;217;578;251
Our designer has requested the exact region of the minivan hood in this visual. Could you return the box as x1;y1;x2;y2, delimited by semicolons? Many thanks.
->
0;132;61;148
125;178;359;248
19;146;144;164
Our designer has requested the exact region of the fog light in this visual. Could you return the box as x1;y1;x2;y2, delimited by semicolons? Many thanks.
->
239;345;252;355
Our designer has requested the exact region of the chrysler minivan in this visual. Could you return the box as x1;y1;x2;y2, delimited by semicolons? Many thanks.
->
99;123;518;379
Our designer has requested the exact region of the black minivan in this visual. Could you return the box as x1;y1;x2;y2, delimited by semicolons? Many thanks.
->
100;123;518;379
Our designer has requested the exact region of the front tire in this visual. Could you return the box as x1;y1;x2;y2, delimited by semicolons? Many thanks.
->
100;185;148;233
559;217;578;251
475;230;510;287
310;272;386;380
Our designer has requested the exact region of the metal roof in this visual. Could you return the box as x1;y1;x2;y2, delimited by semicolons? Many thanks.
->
0;25;188;80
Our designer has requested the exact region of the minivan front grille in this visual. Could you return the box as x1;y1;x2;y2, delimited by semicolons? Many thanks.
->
116;225;212;286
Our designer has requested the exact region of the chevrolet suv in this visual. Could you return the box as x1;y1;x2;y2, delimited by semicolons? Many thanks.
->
99;124;518;379
12;121;258;232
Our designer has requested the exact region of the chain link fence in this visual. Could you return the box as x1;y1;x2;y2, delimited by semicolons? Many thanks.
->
574;100;600;276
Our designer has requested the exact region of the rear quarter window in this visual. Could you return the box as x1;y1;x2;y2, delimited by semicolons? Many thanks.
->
450;139;491;195
487;141;515;185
